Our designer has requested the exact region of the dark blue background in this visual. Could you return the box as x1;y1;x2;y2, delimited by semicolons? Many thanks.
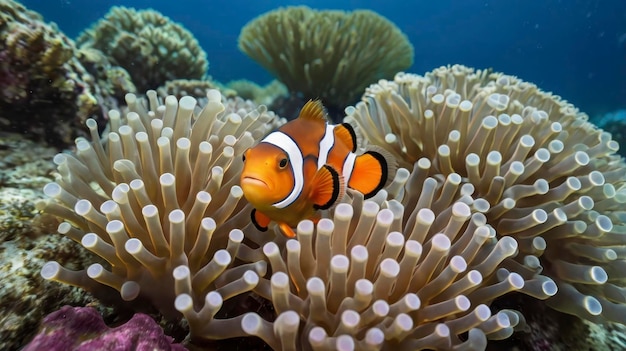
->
21;0;626;117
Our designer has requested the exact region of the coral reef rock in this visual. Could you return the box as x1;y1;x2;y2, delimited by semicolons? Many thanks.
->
0;133;100;350
23;305;187;351
0;0;104;147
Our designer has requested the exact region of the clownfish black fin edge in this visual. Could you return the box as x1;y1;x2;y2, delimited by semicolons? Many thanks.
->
335;123;358;152
348;146;397;199
361;150;388;198
251;208;269;232
312;165;344;210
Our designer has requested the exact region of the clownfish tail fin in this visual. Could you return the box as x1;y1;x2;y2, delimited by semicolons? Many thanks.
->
311;165;345;210
348;146;397;198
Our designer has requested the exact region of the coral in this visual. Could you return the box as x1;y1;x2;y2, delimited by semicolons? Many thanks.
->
77;6;209;92
157;78;287;107
0;133;57;242
226;79;288;106
156;79;231;101
487;293;626;351
0;0;103;147
238;6;413;110
0;133;102;350
0;231;99;351
77;47;137;104
39;89;284;342
590;109;626;157
23;305;186;351
345;65;626;325
267;93;311;121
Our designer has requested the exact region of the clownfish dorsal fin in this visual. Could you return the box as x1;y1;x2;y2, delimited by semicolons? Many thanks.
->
311;165;345;210
298;99;327;123
251;209;270;232
334;123;358;152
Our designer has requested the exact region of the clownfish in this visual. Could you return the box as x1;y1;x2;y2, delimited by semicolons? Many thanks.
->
240;99;393;238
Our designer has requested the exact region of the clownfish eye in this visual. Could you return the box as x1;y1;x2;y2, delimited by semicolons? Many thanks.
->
278;158;289;169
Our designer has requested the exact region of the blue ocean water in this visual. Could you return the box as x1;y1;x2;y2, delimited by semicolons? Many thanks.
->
21;0;626;117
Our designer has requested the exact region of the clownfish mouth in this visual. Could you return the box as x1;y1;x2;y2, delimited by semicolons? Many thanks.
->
241;176;270;189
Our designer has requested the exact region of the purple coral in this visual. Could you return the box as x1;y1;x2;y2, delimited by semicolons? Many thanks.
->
24;306;187;351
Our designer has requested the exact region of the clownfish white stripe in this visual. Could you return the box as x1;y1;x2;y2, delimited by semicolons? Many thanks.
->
261;131;304;209
317;124;335;170
342;152;357;184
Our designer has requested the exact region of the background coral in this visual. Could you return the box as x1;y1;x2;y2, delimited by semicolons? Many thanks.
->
76;47;137;104
225;79;288;107
590;109;626;158
77;6;209;92
156;79;231;101
346;65;626;326
238;6;414;115
0;0;102;147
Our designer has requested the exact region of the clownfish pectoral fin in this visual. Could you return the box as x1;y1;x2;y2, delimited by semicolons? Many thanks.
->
348;148;394;198
310;212;321;224
334;123;358;152
298;99;327;123
278;222;297;238
311;165;345;210
251;209;271;232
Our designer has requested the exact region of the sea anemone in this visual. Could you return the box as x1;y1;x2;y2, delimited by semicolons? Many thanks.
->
40;89;284;339
37;64;626;350
239;186;540;350
345;64;626;325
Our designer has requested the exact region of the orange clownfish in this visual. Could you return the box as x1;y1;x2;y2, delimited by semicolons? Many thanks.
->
240;99;392;238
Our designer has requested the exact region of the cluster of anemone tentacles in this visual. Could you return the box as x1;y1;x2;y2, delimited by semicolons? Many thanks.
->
40;65;626;351
345;65;626;325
